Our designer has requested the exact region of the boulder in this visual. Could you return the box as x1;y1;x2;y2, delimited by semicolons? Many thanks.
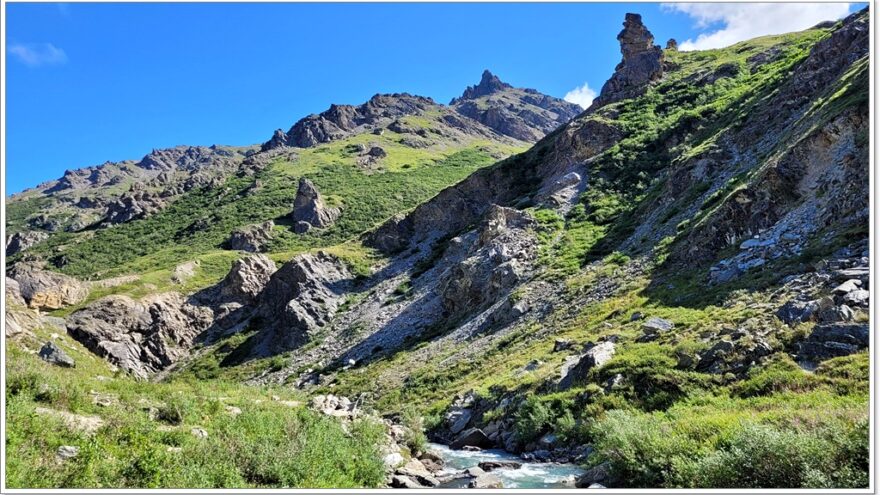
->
450;428;493;450
642;317;674;334
10;264;89;310
368;146;387;158
818;304;855;323
5;305;42;338
38;341;75;368
384;452;405;469
775;299;819;326
479;460;522;471
227;221;275;253
559;341;616;389
447;408;473;435
291;178;340;233
553;338;573;352
843;289;869;307
390;475;423;489
795;323;869;361
171;260;199;284
575;461;615;488
56;445;80;460
257;252;352;349
469;474;504;489
833;279;862;295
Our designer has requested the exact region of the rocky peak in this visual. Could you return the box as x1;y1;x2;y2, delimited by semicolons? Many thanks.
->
455;70;513;101
666;38;678;51
595;13;664;106
262;93;436;151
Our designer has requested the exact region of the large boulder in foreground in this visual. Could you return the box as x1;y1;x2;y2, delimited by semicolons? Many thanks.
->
10;264;89;310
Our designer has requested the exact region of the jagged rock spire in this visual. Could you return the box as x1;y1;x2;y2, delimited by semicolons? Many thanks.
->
455;70;513;101
595;13;665;107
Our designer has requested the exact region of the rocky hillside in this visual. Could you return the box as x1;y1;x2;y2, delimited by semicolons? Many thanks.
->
6;70;569;276
5;9;870;490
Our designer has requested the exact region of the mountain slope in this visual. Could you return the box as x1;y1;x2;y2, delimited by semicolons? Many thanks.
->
4;9;870;490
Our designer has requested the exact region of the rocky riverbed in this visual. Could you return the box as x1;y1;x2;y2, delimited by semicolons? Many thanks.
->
429;443;585;489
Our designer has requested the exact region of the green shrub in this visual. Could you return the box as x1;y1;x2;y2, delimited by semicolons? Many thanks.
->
513;396;552;443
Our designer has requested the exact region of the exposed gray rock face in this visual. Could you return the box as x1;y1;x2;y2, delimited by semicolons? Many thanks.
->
136;145;236;172
102;187;166;225
5;305;42;338
595;13;664;106
66;293;214;379
39;341;75;368
292;178;340;233
256;252;352;351
227;221;274;252
558;340;616;390
6;277;25;306
795;323;869;362
440;206;538;320
262;93;437;150
219;254;277;304
6;231;48;256
10;264;89;310
451;70;581;141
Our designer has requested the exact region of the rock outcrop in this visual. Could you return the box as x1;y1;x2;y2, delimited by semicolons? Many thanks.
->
227;221;275;252
262;94;437;150
440;206;538;319
292;178;340;233
102;186;166;225
256;252;352;351
6;231;48;256
9;264;89;310
66;293;214;379
595;13;664;106
219;254;277;304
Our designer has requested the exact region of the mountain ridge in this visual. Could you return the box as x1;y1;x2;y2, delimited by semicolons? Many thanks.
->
5;8;870;490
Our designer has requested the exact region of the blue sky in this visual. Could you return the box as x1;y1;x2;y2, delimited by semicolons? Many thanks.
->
5;2;861;193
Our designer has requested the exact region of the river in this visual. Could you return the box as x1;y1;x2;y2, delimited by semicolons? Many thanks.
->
428;443;586;489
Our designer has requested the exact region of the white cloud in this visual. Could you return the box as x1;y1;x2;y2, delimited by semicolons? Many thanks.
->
663;3;852;51
8;43;68;67
564;82;597;109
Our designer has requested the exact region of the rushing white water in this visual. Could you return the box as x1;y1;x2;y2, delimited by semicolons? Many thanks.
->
428;443;586;489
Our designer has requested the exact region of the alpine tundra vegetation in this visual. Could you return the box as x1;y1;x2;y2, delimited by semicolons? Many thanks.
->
4;7;870;490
